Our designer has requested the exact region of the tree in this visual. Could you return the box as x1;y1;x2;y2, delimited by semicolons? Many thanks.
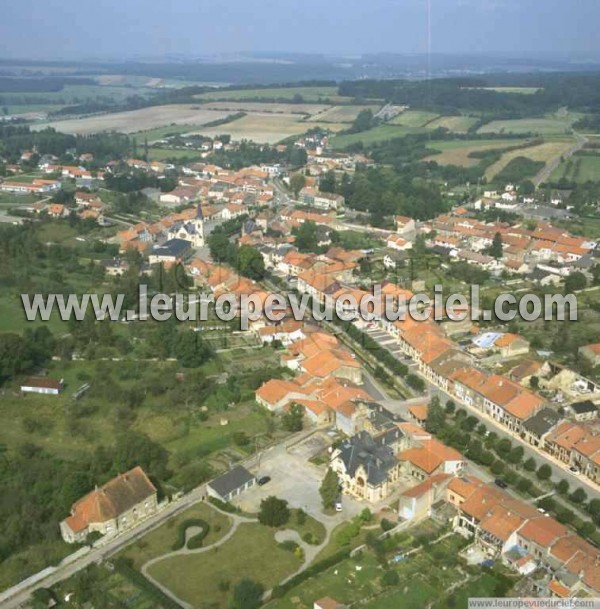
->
319;170;336;193
293;220;319;253
230;578;264;609
445;400;456;416
536;464;552;481
564;271;587;293
570;487;587;504
488;232;503;259
425;396;445;434
237;245;265;280
289;173;306;198
524;457;537;472
258;496;290;527
282;403;304;432
381;570;400;587
319;468;339;510
174;332;213;368
556;479;570;495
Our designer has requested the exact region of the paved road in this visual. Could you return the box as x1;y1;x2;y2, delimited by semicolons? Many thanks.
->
363;325;600;501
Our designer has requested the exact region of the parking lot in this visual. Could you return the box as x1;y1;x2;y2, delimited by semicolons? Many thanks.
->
233;431;364;520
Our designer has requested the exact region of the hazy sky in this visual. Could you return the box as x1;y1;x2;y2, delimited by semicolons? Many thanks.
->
0;0;598;61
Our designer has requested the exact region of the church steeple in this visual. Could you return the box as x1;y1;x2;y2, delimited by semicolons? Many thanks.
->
196;202;203;220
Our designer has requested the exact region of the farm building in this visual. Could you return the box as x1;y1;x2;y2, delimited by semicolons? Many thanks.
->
21;377;64;395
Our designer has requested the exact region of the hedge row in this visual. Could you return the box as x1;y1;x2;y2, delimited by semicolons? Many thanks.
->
270;548;351;599
171;518;210;551
114;557;183;609
208;496;238;513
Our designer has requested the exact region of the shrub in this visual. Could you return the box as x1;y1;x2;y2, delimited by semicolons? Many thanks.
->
381;570;400;586
381;518;395;532
208;496;237;513
171;518;209;551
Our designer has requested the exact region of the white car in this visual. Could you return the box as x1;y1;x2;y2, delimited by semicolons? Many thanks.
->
569;467;581;476
335;501;343;512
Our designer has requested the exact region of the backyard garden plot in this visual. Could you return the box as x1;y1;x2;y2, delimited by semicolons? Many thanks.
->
33;105;232;135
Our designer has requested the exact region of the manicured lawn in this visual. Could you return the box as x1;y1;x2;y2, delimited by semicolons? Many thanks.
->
148;523;303;608
121;502;232;569
285;509;327;545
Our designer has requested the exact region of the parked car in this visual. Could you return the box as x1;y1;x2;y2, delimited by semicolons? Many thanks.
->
335;499;343;512
494;478;508;489
257;476;271;486
569;467;581;476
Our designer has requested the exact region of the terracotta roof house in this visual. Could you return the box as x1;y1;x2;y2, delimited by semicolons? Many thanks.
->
60;466;157;543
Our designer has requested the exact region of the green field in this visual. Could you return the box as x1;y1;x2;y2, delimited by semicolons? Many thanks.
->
147;146;202;161
148;523;303;608
198;86;344;103
427;115;479;132
550;152;600;183
1;83;157;106
390;109;439;127
330;124;422;149
478;116;575;135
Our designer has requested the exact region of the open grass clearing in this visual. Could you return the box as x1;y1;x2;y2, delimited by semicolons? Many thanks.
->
120;502;232;569
424;139;529;167
148;522;303;608
484;139;576;180
32;105;232;135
